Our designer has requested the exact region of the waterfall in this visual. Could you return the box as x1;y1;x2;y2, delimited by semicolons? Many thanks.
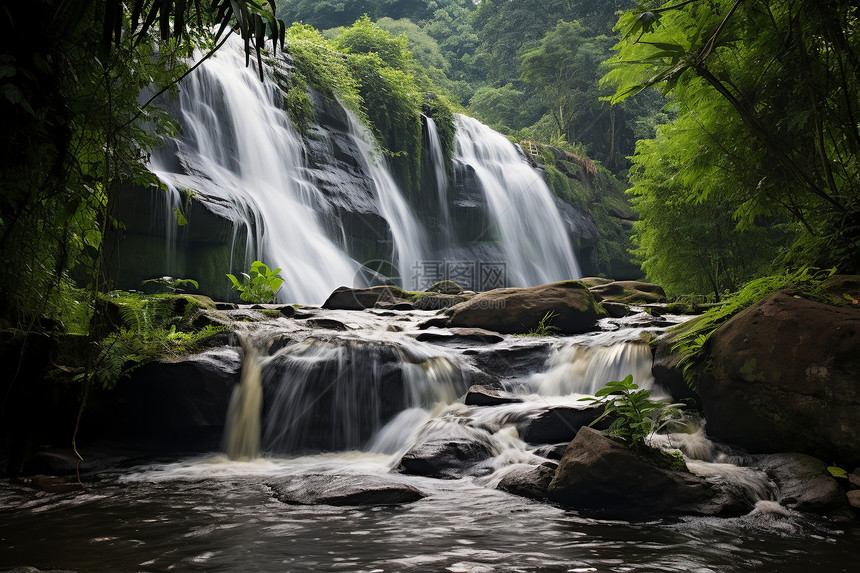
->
223;337;263;460
425;116;452;242
535;342;657;397
345;113;430;290
261;336;464;454
149;35;358;305
453;114;581;286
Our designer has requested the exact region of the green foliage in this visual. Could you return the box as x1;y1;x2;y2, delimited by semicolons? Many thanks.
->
580;374;685;454
670;267;837;389
227;261;285;303
284;23;362;114
284;82;315;134
603;0;860;274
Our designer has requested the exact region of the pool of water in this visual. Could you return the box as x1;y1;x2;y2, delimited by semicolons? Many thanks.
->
2;454;858;572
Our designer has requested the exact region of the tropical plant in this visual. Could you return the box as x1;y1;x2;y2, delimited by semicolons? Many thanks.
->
226;261;285;303
580;375;685;453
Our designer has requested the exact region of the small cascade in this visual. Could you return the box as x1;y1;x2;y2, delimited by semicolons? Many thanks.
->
345;112;430;289
261;335;465;454
535;341;657;397
424;116;452;245
223;337;263;460
149;35;358;304
453;114;581;286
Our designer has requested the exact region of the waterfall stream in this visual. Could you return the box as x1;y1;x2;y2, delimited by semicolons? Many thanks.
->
453;114;581;286
149;37;358;305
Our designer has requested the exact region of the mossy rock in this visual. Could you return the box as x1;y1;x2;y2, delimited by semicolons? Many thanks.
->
425;280;463;295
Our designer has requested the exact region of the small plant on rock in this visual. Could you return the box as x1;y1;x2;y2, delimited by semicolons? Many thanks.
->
226;261;285;303
518;310;561;337
579;375;685;457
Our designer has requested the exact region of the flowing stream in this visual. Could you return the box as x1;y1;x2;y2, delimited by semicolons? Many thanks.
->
3;308;858;572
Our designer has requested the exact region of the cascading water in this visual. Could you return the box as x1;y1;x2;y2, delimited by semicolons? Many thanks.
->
149;35;358;305
425;116;452;243
453;114;581;286
345;112;430;290
261;334;464;454
222;336;263;460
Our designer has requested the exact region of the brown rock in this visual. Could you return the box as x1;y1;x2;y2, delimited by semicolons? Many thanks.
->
444;281;605;335
696;290;860;466
588;281;667;304
547;427;724;517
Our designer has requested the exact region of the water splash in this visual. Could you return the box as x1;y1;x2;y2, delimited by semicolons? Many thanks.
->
453;114;581;285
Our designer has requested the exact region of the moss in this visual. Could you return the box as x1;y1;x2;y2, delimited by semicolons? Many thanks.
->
260;309;283;319
284;82;315;135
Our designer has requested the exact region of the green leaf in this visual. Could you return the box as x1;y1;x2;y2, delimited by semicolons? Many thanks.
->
827;466;848;479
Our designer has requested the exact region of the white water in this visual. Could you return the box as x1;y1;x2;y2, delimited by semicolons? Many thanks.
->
425;116;452;240
453;114;581;286
149;36;358;304
345;112;430;290
261;334;464;454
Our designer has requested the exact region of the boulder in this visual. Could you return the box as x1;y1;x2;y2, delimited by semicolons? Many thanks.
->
425;280;464;295
531;443;569;460
496;463;556;501
397;418;497;479
463;341;553;380
848;490;860;509
578;277;615;287
305;318;348;331
444;281;606;335
268;474;426;506
696;290;860;466
754;453;847;513
464;385;522;406
416;328;504;344
601;301;631;318
322;286;403;310
517;406;602;444
413;294;470;310
250;303;296;317
588;281;667;304
547;427;724;517
81;347;241;452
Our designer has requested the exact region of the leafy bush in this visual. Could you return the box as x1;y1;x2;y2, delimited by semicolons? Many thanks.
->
227;261;285;303
580;375;685;455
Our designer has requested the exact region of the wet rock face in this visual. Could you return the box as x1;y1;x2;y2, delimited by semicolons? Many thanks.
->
444;281;606;335
82;348;242;452
496;463;556;501
396;417;497;479
547;427;728;518
754;453;847;513
696;290;860;466
268;474;426;506
516;406;603;444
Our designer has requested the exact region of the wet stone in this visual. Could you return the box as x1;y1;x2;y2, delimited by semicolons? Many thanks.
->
268;474;426;506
